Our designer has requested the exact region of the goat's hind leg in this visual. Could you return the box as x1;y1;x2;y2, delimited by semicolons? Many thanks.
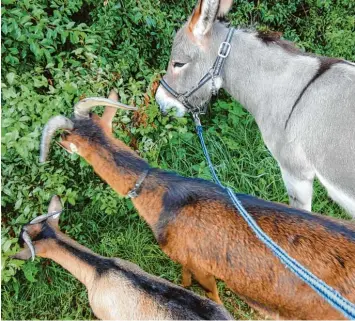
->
191;269;222;304
280;167;314;212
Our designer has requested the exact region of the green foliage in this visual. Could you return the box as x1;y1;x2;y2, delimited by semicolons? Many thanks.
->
231;0;355;60
1;0;354;319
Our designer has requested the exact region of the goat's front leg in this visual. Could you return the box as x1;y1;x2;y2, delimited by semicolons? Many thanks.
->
191;269;222;304
280;167;314;212
181;267;192;287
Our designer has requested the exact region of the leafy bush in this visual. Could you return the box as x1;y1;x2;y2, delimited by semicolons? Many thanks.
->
2;0;354;319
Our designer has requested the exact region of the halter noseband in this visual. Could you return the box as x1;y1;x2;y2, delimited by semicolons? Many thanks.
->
160;28;235;114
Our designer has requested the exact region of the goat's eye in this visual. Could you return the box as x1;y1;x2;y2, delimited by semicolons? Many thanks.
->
173;61;186;68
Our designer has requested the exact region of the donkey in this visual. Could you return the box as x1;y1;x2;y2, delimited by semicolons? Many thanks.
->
13;195;233;320
38;91;355;319
155;0;355;217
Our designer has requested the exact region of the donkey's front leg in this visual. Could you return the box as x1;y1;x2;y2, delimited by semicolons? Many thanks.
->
280;167;314;212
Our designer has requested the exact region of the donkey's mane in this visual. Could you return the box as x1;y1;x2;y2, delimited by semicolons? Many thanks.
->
216;22;306;55
256;30;305;55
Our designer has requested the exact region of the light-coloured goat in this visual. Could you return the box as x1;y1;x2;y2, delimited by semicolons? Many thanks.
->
155;0;355;217
38;91;355;319
13;195;233;320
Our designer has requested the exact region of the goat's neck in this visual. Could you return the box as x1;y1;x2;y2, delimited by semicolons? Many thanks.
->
87;147;164;228
216;24;318;130
131;181;166;228
86;148;143;196
43;236;96;289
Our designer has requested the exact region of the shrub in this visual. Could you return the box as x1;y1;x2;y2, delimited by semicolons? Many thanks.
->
2;0;354;319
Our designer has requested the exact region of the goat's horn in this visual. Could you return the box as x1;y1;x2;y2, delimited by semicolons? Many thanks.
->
40;115;74;163
30;210;62;224
22;230;35;261
74;97;138;119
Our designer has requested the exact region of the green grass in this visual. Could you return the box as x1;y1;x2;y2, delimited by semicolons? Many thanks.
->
2;110;350;320
2;1;353;318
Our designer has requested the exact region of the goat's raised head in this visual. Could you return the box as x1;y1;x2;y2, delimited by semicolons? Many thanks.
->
39;90;137;163
12;195;64;261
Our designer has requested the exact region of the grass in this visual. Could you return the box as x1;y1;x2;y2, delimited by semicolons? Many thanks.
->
1;109;351;320
2;0;354;318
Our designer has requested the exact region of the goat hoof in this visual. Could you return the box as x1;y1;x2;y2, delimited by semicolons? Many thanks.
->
207;293;223;305
181;281;192;288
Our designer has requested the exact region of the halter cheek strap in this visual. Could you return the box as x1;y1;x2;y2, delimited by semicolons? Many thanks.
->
160;28;235;114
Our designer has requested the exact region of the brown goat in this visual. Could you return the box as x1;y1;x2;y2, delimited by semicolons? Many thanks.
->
13;195;233;320
40;91;355;319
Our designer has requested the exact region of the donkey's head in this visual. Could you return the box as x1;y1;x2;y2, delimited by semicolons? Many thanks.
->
156;0;233;116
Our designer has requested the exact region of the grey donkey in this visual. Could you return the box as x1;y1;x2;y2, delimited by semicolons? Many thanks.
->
155;0;355;217
13;195;233;320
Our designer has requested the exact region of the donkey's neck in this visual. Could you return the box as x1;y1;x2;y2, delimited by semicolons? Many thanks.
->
219;26;318;131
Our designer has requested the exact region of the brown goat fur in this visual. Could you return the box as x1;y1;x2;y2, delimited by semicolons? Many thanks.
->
13;196;233;320
50;106;355;319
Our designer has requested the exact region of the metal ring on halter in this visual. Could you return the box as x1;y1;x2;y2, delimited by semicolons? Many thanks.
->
218;42;231;58
177;95;187;103
208;69;218;96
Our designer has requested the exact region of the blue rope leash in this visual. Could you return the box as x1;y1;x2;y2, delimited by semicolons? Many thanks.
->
196;125;222;186
194;119;355;320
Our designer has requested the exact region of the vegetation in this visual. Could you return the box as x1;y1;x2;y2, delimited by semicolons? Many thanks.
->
2;0;354;319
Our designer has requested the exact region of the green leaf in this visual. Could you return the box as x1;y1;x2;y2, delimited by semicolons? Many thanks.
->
22;262;39;283
2;240;13;253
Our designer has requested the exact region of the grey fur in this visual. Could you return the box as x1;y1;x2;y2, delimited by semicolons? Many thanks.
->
156;1;355;217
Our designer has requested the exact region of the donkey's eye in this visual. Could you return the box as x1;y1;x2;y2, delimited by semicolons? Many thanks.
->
173;61;186;68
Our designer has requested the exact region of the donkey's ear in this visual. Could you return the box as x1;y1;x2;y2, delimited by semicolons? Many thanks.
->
189;0;231;38
47;195;63;225
217;0;233;17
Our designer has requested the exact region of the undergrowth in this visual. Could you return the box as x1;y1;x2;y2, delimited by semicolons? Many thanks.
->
2;0;354;319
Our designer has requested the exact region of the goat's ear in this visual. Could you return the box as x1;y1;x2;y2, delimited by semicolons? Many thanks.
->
189;0;232;38
101;90;119;134
47;195;63;226
12;248;33;260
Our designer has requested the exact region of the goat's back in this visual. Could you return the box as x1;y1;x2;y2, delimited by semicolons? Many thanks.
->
88;257;233;320
159;187;355;319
